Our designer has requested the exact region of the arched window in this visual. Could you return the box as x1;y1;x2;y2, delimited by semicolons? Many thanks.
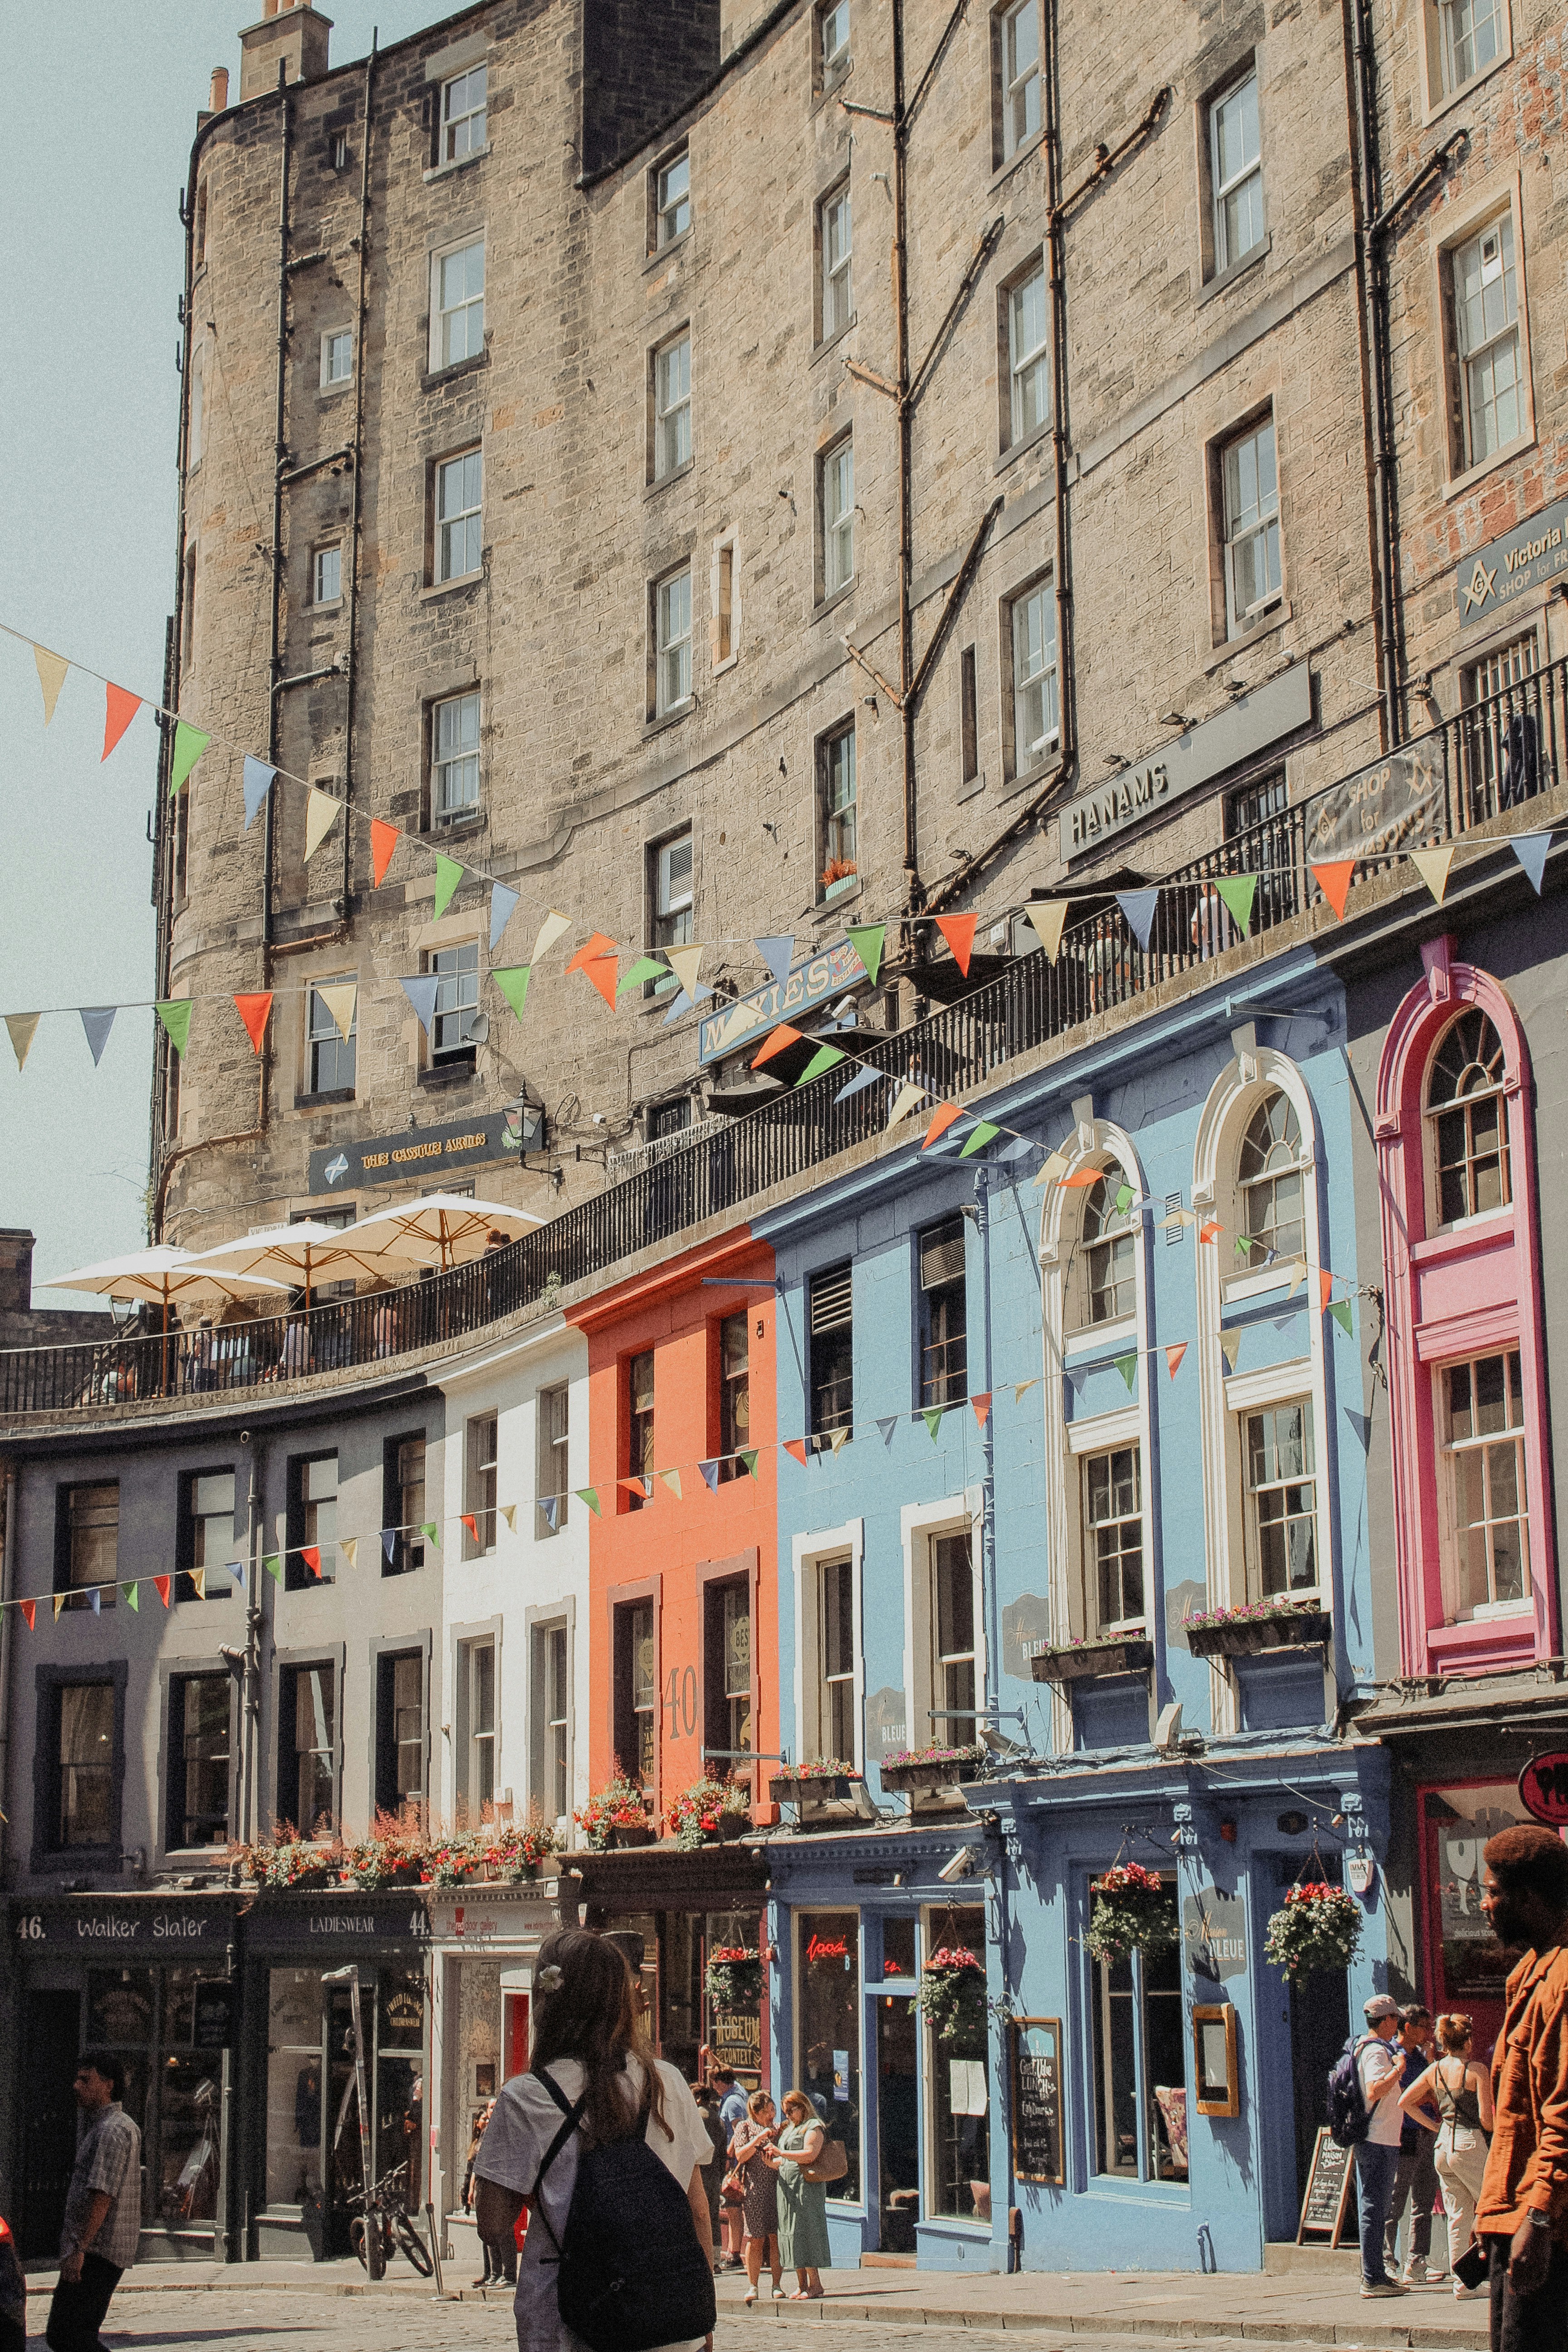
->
1238;1091;1304;1264
1081;1173;1134;1324
1426;1009;1510;1224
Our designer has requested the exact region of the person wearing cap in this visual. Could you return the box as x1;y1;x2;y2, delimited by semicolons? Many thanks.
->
1356;1994;1411;2296
1475;1823;1568;2351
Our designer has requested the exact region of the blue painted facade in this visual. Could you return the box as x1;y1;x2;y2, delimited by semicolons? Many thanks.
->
753;953;1395;2273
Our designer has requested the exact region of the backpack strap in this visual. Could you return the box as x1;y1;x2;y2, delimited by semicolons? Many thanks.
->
527;2070;588;2265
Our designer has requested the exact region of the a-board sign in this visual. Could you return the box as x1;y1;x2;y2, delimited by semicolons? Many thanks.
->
1297;2127;1354;2246
1519;1751;1568;1828
1009;2017;1064;2185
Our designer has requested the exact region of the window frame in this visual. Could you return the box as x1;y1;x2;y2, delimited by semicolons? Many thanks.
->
164;1669;235;1854
455;1632;497;1823
1450;211;1526;477
652;561;694;718
464;1410;498;1557
430;686;481;825
177;1466;237;1606
651;142;692;253
1079;1171;1137;1329
1006;574;1059;780
1438;1348;1531;1620
1436;181;1534;495
817;0;852;89
429;236;486;375
306;976;356;1098
996;0;1042;166
818;431;856;602
710;529;740;672
1002;254;1049;451
816;719;858;897
612;1591;660;1795
1088;1873;1186;2184
1237;1089;1306;1266
626;1348;655;1510
651;828;695;954
432;445;484;585
438;61;488;166
536;1382;570;1539
1208;67;1265;279
529;1611;573;1826
918;1214;969;1409
320;327;354;389
1421;0;1510;118
1216;410;1283;641
429;939;480;1066
1424;1007;1512;1230
818;1553;859;1767
650;327;693;484
383;1432;427;1576
313;544;342;608
276;1656;339;1838
44;1673;122;1858
818;177;853;345
1084;1442;1144;1633
808;1262;854;1443
715;1310;750;1482
54;1480;120;1612
374;1646;427;1820
1241;1397;1319;1602
286;1450;339;1590
188;341;205;470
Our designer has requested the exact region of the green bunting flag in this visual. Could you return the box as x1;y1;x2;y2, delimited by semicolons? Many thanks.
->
617;957;668;995
577;1487;602;1516
1115;1352;1138;1392
155;1000;193;1057
122;1581;140;1612
1329;1298;1354;1338
846;924;886;987
1114;1183;1134;1214
738;1450;759;1480
1215;873;1257;935
421;1521;441;1549
922;1407;946;1441
796;1044;847;1086
958;1121;1001;1160
433;855;464;921
169;721;211;797
264;1554;282;1583
492;966;531;1021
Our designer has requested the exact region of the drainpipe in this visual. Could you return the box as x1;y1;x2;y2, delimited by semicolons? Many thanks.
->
0;1461;17;1881
241;1444;264;1846
972;1171;1000;1713
1043;0;1076;800
342;34;377;911
263;60;291;951
891;0;918;931
1349;0;1400;751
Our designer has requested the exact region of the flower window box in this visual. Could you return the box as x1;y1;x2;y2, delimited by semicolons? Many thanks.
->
1183;1602;1330;1660
1028;1635;1153;1684
769;1764;859;1805
879;1743;987;1794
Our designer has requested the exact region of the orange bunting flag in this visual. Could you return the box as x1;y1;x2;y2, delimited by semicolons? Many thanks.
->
584;953;619;1008
234;993;273;1053
301;1546;322;1579
370;819;400;887
782;1438;809;1465
1198;1220;1220;1244
1319;1269;1335;1313
19;1597;35;1631
971;1392;991;1431
1059;1167;1100;1189
753;1023;803;1069
460;1514;479;1540
1165;1343;1188;1380
923;1102;964;1149
1312;860;1356;921
565;932;617;974
154;1574;172;1607
103;683;141;761
934;912;978;975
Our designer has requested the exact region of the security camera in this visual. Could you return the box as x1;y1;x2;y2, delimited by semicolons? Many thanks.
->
1155;1700;1184;1754
937;1845;984;1885
219;1645;246;1674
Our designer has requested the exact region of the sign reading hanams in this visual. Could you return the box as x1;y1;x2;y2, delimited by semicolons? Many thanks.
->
1058;665;1313;861
1457;497;1568;631
309;1105;544;1195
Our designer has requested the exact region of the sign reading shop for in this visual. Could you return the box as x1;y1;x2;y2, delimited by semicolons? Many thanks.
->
1457;497;1568;633
309;1105;544;1196
1058;664;1313;862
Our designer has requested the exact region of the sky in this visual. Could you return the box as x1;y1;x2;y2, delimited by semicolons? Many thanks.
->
0;3;447;1305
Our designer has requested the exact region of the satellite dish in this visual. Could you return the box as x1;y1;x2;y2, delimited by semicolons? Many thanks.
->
462;1012;490;1045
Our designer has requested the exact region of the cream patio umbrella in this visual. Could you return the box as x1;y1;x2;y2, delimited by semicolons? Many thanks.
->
184;1219;402;1311
343;1192;544;1273
43;1245;289;1389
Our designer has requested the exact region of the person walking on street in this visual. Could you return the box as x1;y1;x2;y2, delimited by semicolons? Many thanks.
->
692;2085;727;2269
713;2068;748;2272
45;2052;141;2352
1475;1824;1568;2352
465;2100;516;2288
765;2091;829;2301
1401;2013;1494;2299
730;2091;783;2305
1354;1994;1411;2297
1387;2005;1443;2283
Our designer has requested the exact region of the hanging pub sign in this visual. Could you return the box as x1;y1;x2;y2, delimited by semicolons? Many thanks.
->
1304;740;1444;863
309;1105;544;1195
193;1983;235;2051
1182;1886;1247;1984
1519;1751;1568;1828
710;2008;761;2079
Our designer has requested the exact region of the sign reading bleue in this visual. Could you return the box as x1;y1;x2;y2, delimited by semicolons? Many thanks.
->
309;1104;543;1195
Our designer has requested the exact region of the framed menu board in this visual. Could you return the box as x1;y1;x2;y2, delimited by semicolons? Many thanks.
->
1009;2017;1064;2185
1297;2127;1354;2246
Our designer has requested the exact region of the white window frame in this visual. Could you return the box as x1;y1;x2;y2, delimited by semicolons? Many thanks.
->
820;434;855;599
431;941;480;1062
320;328;354;389
1005;257;1049;447
792;1519;865;1771
999;0;1041;162
530;1614;572;1826
439;62;487;164
901;1493;985;1767
535;1384;570;1539
434;447;483;584
653;830;694;950
307;978;356;1095
456;1633;497;1819
464;1410;498;1557
1209;69;1264;275
1009;578;1059;773
820;181;853;343
1438;1349;1532;1621
1241;1396;1319;1601
653;564;693;716
429;237;485;373
313;544;342;608
652;329;692;482
302;1454;339;1579
1453;212;1524;473
818;721;857;889
818;0;851;83
190;1472;236;1575
654;146;691;250
431;687;481;822
1427;0;1509;108
1220;414;1282;639
1083;1442;1144;1635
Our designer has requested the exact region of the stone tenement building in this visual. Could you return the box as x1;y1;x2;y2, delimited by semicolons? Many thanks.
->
158;0;1562;1247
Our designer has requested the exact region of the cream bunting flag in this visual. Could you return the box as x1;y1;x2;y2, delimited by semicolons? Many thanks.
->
659;1468;682;1499
1025;902;1069;961
1410;846;1455;906
531;910;572;963
1285;1259;1308;1298
1013;1377;1042;1402
887;1081;926;1128
339;1538;358;1573
317;982;357;1043
33;644;69;725
500;1504;517;1532
1032;1149;1069;1189
304;788;342;862
830;1424;852;1454
1219;1329;1243;1373
665;944;705;999
5;1013;41;1072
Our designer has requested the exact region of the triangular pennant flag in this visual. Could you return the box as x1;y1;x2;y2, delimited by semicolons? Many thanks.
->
492;966;531;1022
583;951;619;1008
460;1514;479;1540
834;1063;884;1105
1214;873;1256;935
1234;1235;1252;1261
5;1014;40;1072
339;1539;357;1572
738;1449;759;1479
89;1586;101;1616
1198;1220;1220;1244
1117;889;1160;951
1114;1183;1134;1214
399;975;441;1041
1114;1352;1137;1393
1409;846;1455;906
665;945;705;998
923;1408;946;1441
1512;831;1552;895
80;1008;116;1066
1033;1149;1069;1189
663;984;711;1023
1159;1207;1195;1232
489;882;520;953
533;910;572;962
234;993;273;1053
155;1000;193;1057
381;1529;397;1565
797;1044;848;1086
169;721;210;796
959;1120;1001;1160
243;757;276;830
19;1597;35;1631
318;982;356;1043
782;1439;809;1465
189;1567;206;1600
1342;1405;1372;1452
876;1417;898;1444
103;683;141;760
699;1460;720;1494
617;1478;652;1501
433;853;464;921
1312;859;1356;920
846;924;886;986
1219;1329;1243;1372
1285;1259;1307;1298
54;1593;66;1622
370;818;400;887
1330;1297;1354;1338
1165;1343;1187;1379
300;1548;320;1581
887;1081;926;1128
123;1581;140;1611
1060;1167;1100;1188
617;957;668;995
1319;1269;1336;1313
934;912;977;975
829;1426;851;1455
500;1504;517;1532
225;1560;246;1588
753;1023;803;1069
972;1393;991;1431
576;1487;601;1516
1013;1378;1041;1401
923;1103;964;1149
34;644;69;725
1025;901;1069;960
304;787;341;861
421;1522;440;1548
541;1494;560;1532
755;935;794;986
659;1468;682;1498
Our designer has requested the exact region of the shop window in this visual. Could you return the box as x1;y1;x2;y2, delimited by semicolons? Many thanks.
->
265;1970;323;2214
157;1967;228;2232
52;1681;115;1849
627;1350;655;1509
614;1599;657;1791
382;1434;426;1576
531;1618;571;1824
927;1904;990;2221
376;1650;425;1818
1089;1873;1186;2182
1426;1008;1510;1224
918;1214;968;1407
931;1532;977;1734
1244;1401;1318;1597
1086;1446;1143;1631
456;1635;496;1819
716;1311;750;1480
54;1480;118;1612
1441;1350;1529;1617
277;1662;336;1837
1079;1171;1135;1326
1238;1091;1305;1264
166;1672;232;1850
536;1382;570;1537
286;1453;338;1588
797;1912;862;2200
178;1468;236;1604
809;1263;853;1442
464;1412;497;1555
704;1578;752;1769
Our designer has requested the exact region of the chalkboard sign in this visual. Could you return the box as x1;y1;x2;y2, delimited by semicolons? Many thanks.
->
1297;2127;1354;2246
1010;2017;1064;2185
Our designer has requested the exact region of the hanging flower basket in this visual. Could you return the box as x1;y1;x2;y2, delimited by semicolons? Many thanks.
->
1264;1881;1362;1977
1085;1863;1177;1965
1029;1635;1153;1684
574;1778;654;1854
769;1762;858;1804
705;1946;765;2010
480;1815;564;1883
666;1777;753;1853
1183;1600;1332;1659
916;1945;989;2045
879;1743;988;1793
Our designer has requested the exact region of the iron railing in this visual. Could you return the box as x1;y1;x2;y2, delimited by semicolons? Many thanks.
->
3;656;1559;1419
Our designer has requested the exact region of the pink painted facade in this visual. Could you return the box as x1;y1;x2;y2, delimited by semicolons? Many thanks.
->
1374;935;1558;1677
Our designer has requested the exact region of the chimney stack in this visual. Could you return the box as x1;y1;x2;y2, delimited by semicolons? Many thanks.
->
210;66;230;111
239;2;333;102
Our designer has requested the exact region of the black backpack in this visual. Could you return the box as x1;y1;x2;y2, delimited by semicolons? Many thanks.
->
531;2068;718;2352
1326;2034;1372;2148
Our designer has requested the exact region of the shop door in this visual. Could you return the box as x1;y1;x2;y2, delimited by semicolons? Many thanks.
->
1287;1956;1349;2210
876;1994;919;2254
20;1992;81;2258
323;1981;365;2257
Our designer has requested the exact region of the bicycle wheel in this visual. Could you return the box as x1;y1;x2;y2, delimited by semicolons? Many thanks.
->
392;2210;434;2276
350;2217;368;2272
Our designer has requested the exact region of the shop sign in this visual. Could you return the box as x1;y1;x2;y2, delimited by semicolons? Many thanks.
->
12;1902;235;1949
1456;497;1568;631
245;1898;430;1953
1519;1751;1568;1827
865;1687;909;1763
1304;741;1443;863
308;1105;543;1196
1182;1885;1247;1983
1009;2018;1064;2185
697;939;868;1066
710;2009;760;2076
1058;664;1313;860
194;1984;234;2050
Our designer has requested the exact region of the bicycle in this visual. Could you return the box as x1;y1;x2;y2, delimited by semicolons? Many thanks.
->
347;2159;435;2276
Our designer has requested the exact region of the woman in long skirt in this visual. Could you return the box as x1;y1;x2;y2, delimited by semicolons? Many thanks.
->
767;2091;829;2300
730;2091;783;2305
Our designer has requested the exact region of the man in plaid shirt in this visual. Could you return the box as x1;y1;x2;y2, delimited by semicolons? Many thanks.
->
45;2052;141;2352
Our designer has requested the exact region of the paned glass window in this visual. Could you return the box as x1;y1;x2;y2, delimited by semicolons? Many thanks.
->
536;1383;570;1537
1210;72;1264;272
656;150;691;248
1222;418;1281;636
919;1215;968;1406
1000;0;1041;158
1245;1401;1318;1595
653;332;692;480
809;1264;853;1438
431;941;480;1060
308;981;355;1094
655;566;692;714
1087;1446;1143;1629
718;1311;750;1479
820;1556;856;1762
303;1456;337;1575
1008;261;1049;444
461;1638;495;1815
397;1437;426;1572
62;1482;118;1611
629;1599;656;1786
290;1664;336;1834
58;1683;114;1847
933;1531;975;1729
170;1673;231;1847
1239;1091;1304;1263
440;64;487;163
820;724;857;883
539;1622;570;1821
819;0;850;79
654;831;694;950
822;185;853;339
1427;1008;1510;1223
182;1470;236;1604
628;1349;655;1507
1011;583;1058;769
822;437;855;596
1454;216;1522;467
436;449;483;582
434;240;485;369
929;1904;989;2218
1444;1350;1529;1615
465;1410;497;1553
1082;1173;1135;1324
723;1583;752;1758
1091;1878;1186;2181
322;330;353;386
432;689;480;821
1439;0;1503;91
314;545;341;605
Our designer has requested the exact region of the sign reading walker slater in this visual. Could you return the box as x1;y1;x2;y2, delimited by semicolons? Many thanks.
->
1457;498;1568;632
309;1105;544;1196
1058;664;1313;862
698;939;869;1067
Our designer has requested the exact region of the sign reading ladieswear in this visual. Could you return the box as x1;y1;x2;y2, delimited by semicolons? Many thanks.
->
1457;498;1568;632
698;939;869;1067
1057;664;1313;861
308;1104;544;1195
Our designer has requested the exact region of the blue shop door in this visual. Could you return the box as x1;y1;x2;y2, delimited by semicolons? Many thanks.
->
876;1994;920;2253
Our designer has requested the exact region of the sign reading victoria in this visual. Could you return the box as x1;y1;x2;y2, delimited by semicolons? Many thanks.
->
1457;498;1568;632
309;1105;544;1196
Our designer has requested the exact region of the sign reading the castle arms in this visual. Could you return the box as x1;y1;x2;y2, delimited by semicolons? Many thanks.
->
308;1105;543;1195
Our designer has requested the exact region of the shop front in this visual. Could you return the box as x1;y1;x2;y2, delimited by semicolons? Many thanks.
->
572;1844;771;2089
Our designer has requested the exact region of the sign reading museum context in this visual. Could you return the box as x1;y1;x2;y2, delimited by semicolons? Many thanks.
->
1058;664;1313;862
309;1105;544;1196
1457;497;1568;632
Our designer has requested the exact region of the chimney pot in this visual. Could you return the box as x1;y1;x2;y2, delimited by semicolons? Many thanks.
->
209;66;230;110
263;0;280;16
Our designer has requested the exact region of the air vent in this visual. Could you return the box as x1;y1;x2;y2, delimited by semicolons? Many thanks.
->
809;1265;853;1334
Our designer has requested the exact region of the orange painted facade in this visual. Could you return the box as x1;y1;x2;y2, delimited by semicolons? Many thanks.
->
569;1228;778;1825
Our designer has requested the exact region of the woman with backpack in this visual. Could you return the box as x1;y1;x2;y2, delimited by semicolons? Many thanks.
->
472;1929;717;2352
1398;2013;1494;2299
764;2090;830;2300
